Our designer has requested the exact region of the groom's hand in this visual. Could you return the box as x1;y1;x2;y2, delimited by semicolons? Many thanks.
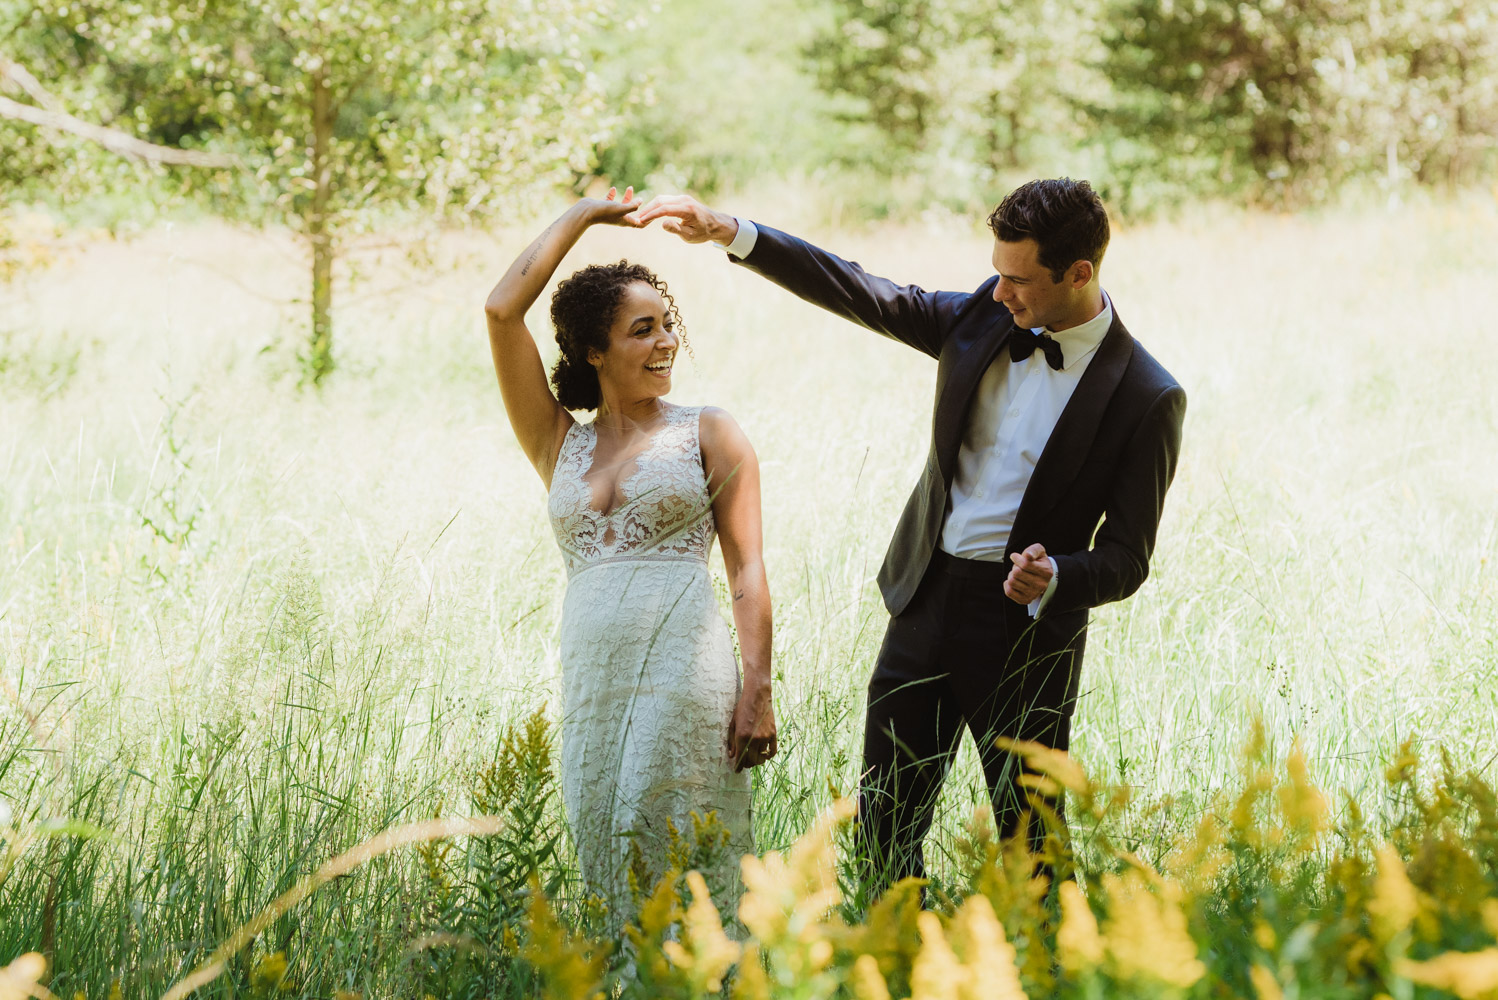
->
1004;543;1053;604
634;194;739;245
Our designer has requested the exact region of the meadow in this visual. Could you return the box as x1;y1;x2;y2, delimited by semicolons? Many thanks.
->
2;192;1497;997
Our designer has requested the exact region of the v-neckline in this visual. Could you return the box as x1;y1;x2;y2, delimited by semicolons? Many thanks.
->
579;407;672;518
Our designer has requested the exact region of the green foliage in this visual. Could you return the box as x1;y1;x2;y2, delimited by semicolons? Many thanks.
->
4;0;622;379
809;0;943;159
1326;0;1498;188
1097;0;1498;210
1097;0;1384;209
410;709;567;997
590;0;851;196
7;0;1496;234
806;0;1105;212
420;739;1498;1000
0;325;88;399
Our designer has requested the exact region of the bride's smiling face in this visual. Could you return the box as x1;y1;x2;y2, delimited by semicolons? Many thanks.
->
589;281;679;400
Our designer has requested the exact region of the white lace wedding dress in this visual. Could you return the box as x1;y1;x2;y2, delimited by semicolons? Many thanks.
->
547;402;752;926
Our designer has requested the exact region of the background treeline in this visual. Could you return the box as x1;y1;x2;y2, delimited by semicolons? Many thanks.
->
6;0;1497;218
4;0;1493;219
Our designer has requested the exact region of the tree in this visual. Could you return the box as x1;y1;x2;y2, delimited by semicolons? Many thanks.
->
1331;0;1498;188
1095;0;1498;208
590;0;850;198
807;0;1104;195
9;0;619;382
1096;0;1360;206
1;58;234;167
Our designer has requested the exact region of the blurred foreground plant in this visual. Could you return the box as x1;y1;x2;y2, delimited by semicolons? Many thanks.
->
9;713;1498;1000
516;726;1498;1000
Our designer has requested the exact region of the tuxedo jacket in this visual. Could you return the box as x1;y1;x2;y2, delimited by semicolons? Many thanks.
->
734;224;1186;653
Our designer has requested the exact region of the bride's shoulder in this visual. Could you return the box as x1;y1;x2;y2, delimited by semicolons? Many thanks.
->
695;406;754;458
663;401;728;425
693;404;733;429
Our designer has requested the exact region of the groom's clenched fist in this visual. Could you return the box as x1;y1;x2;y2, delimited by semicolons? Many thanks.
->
634;194;740;245
1004;543;1054;604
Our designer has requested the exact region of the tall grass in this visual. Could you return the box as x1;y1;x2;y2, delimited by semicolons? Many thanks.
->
1;194;1496;993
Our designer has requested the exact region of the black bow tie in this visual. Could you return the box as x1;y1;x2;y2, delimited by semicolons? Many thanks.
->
1009;329;1064;370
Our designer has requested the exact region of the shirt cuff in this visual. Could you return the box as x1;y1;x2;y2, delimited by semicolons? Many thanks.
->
1027;558;1060;618
715;217;758;259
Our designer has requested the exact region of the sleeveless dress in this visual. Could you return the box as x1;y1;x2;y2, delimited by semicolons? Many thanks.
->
546;402;752;925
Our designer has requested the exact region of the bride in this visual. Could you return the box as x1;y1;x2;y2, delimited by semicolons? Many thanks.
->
483;187;776;923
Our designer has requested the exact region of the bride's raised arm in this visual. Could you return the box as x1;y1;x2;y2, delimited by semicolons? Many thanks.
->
483;188;641;485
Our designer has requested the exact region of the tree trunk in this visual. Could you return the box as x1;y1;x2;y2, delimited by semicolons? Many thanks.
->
306;55;335;384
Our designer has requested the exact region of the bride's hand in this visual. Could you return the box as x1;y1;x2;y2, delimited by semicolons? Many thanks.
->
579;186;643;227
727;681;777;772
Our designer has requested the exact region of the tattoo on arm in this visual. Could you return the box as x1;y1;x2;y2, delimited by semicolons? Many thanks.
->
518;223;556;276
733;589;745;602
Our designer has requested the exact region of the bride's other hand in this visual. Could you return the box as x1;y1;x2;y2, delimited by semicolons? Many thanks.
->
728;682;777;772
580;185;644;227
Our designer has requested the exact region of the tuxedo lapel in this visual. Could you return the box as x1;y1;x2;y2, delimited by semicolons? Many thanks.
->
933;318;1017;482
1014;316;1134;527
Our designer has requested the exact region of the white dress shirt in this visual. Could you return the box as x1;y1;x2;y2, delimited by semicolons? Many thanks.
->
942;292;1111;614
721;220;1111;617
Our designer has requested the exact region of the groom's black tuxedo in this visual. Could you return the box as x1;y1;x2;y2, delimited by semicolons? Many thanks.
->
733;224;1186;884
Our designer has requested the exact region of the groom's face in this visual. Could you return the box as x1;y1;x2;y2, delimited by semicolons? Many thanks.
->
991;237;1073;331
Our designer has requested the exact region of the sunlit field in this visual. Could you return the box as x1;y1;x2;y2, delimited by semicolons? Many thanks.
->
3;194;1497;995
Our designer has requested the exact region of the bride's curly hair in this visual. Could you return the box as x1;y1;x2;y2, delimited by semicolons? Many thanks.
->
549;260;687;412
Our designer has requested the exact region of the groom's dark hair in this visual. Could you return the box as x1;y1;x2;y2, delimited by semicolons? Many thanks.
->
988;178;1110;284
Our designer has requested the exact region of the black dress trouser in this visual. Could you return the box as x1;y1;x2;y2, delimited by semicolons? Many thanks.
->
857;550;1085;894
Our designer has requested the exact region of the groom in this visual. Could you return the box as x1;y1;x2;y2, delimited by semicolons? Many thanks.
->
637;180;1186;891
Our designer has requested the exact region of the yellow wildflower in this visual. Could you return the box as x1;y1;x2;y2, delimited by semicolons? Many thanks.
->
1275;739;1329;847
738;799;854;944
948;894;1026;1000
663;871;742;994
1397;948;1498;999
0;953;45;1000
1368;844;1419;945
1016;773;1063;799
1384;740;1421;787
523;888;609;1000
731;943;770;1000
910;912;962;1000
1160;812;1230;894
1229;768;1276;843
1056;881;1104;974
1099;868;1205;988
1254;921;1276;951
906;899;1027;1000
849;954;891;1000
995;737;1089;794
1250;965;1283;1000
640;868;683;931
251;951;288;994
841;877;925;982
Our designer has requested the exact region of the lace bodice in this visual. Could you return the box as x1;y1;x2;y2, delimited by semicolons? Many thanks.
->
548;403;717;576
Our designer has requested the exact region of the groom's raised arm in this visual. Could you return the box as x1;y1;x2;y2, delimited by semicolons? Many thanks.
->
635;195;968;360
